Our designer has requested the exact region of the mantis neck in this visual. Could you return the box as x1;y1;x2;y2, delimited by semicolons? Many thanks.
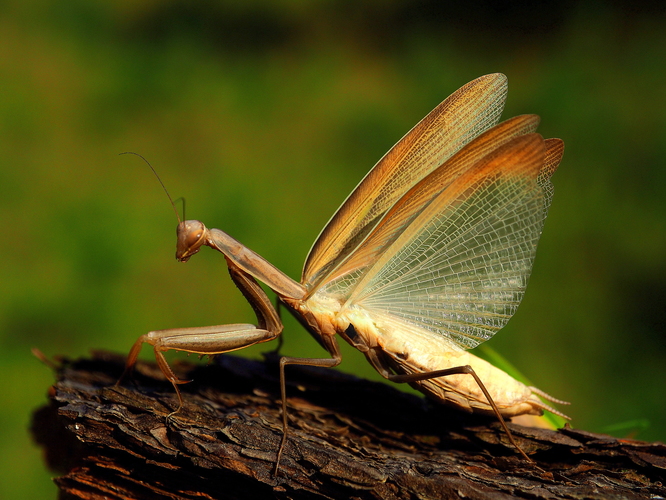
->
206;228;306;300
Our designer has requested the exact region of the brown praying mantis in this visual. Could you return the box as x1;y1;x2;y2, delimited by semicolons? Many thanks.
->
119;73;569;468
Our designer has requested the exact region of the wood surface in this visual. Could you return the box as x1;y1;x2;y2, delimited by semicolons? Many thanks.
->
32;351;666;499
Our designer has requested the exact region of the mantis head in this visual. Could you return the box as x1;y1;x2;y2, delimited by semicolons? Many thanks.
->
176;220;208;262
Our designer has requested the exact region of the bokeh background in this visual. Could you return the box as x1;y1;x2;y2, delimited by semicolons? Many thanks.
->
2;0;665;497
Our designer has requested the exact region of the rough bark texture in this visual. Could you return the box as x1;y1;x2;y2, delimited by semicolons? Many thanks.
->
33;350;666;499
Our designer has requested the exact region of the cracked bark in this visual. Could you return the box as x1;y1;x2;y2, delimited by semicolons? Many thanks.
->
32;351;666;499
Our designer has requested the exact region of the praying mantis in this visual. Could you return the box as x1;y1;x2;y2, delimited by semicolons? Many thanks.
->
120;73;569;468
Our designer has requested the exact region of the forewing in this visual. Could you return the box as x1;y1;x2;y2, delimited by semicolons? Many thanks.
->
303;74;509;291
318;114;541;292
342;134;550;350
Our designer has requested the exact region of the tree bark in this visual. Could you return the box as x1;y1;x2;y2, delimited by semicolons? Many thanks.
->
32;350;666;499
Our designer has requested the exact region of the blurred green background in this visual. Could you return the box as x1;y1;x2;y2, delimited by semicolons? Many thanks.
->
2;0;665;497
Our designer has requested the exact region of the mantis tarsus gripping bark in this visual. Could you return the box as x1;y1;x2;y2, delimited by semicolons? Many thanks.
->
119;73;569;471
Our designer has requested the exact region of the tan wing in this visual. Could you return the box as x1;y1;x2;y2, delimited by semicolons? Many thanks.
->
331;134;562;350
303;74;509;291
316;114;542;292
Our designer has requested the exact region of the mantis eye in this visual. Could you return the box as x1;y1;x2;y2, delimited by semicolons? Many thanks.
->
185;231;203;248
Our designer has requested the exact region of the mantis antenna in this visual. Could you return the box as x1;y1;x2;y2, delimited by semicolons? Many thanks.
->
120;151;182;224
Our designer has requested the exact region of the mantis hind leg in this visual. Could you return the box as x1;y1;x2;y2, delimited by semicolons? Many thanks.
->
363;348;534;463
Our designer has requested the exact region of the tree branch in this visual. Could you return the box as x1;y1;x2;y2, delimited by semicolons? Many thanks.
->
32;351;666;499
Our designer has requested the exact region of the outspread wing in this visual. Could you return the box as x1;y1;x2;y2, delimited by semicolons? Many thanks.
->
324;133;564;351
303;74;509;292
318;114;542;290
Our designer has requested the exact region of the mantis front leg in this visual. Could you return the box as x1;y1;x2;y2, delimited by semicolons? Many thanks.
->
118;257;283;412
